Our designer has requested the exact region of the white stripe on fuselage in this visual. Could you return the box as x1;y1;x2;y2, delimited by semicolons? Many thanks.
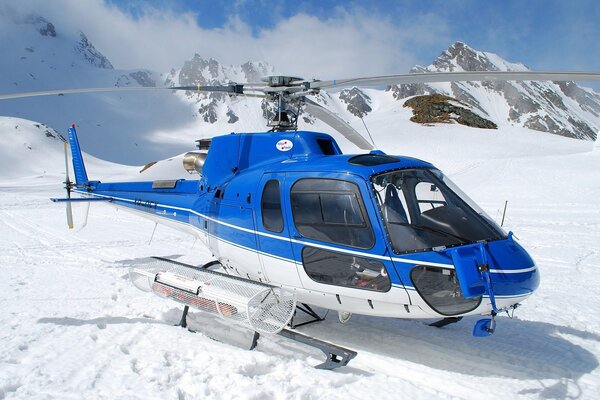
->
76;189;536;275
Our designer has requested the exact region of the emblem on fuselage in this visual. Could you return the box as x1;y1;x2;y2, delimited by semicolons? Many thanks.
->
276;139;293;152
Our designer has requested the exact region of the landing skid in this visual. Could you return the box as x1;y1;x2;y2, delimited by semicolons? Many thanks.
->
176;305;356;370
170;269;355;370
278;328;356;370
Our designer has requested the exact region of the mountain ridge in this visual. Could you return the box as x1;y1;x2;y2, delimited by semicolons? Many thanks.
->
0;13;598;166
385;42;600;140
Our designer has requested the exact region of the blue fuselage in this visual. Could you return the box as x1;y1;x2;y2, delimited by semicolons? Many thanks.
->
74;131;539;318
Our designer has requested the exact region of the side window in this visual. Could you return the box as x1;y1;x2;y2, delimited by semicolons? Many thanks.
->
291;179;375;249
261;179;284;233
415;182;447;213
302;247;390;292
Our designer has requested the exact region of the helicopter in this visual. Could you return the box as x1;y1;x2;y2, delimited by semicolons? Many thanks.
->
3;70;600;369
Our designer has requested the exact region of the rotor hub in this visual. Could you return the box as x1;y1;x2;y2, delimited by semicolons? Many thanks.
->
262;75;305;87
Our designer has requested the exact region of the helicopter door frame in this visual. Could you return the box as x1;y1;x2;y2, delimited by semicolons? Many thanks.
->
255;173;302;287
283;172;411;313
207;189;266;282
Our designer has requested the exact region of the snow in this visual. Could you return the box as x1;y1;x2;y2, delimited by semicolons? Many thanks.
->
1;115;600;399
2;11;600;398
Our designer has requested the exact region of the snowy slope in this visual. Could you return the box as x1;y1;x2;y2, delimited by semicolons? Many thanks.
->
1;112;600;399
0;117;138;182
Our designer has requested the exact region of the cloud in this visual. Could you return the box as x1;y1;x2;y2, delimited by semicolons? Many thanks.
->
2;0;450;79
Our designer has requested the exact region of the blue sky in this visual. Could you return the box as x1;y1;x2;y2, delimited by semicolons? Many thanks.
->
101;0;600;72
9;0;600;86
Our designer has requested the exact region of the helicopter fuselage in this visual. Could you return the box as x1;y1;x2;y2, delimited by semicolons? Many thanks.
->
72;130;539;320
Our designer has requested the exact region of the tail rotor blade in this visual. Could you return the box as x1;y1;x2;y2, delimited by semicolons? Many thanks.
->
63;141;71;184
66;202;74;230
63;141;74;229
77;202;90;232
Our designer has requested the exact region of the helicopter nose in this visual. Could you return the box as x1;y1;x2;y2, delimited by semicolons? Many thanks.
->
486;237;540;297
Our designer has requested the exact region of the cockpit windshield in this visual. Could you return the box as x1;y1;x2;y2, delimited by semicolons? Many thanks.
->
372;168;505;254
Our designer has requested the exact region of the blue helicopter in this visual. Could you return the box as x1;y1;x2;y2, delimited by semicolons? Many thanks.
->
3;70;600;368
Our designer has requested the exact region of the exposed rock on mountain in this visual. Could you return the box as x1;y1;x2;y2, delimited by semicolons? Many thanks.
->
173;55;274;124
404;94;497;129
339;87;372;118
75;32;113;69
115;70;156;87
389;42;600;140
27;16;56;37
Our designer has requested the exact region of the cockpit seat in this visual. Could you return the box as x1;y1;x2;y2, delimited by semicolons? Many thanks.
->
384;184;408;224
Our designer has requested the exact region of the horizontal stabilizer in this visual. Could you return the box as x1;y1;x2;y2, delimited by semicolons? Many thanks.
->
50;197;111;203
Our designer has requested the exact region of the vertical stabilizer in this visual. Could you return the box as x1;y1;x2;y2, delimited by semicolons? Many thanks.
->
67;124;89;185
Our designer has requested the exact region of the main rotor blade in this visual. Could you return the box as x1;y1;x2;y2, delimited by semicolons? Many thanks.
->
309;71;600;90
0;84;268;100
304;98;374;150
0;86;167;100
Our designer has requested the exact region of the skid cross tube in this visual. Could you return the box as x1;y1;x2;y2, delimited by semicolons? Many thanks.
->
429;316;463;328
289;303;326;328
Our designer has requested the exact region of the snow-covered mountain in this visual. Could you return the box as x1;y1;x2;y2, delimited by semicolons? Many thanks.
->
0;11;193;164
385;42;600;140
164;55;275;124
1;11;599;168
157;42;600;143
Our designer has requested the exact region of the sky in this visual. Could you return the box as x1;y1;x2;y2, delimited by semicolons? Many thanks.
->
2;0;600;84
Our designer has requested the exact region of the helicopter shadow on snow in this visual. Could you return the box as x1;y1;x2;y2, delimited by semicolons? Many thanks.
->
296;312;598;382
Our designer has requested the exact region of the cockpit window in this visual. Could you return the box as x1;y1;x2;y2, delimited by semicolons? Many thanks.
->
372;168;505;254
291;178;375;249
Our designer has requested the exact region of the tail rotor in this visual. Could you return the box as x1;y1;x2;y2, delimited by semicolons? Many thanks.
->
63;141;74;229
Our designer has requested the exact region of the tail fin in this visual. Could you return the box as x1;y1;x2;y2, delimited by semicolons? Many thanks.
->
67;124;89;185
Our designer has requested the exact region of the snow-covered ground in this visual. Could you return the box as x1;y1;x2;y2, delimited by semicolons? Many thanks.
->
1;117;600;399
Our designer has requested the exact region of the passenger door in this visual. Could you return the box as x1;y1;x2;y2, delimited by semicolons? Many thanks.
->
283;172;411;310
255;174;301;287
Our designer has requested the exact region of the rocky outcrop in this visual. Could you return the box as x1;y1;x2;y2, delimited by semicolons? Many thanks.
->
27;16;56;37
75;32;113;69
404;94;497;129
115;70;156;87
339;87;372;118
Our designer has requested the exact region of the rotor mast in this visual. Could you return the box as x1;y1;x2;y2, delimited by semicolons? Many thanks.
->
262;75;312;132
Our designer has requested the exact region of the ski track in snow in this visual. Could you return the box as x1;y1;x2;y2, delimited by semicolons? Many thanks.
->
1;134;600;399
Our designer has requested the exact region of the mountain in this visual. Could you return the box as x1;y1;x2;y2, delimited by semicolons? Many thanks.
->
172;43;600;142
1;11;598;167
164;55;275;124
385;42;600;140
0;11;194;164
